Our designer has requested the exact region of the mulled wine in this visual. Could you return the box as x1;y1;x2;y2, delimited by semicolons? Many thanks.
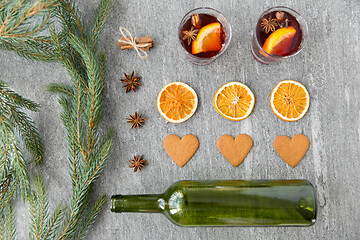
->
178;7;231;65
256;11;302;56
251;7;308;64
180;13;225;58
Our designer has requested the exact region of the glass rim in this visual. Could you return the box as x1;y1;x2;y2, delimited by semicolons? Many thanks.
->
253;6;308;60
178;7;232;61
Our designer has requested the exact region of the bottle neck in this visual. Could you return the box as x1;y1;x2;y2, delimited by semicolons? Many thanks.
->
111;194;164;213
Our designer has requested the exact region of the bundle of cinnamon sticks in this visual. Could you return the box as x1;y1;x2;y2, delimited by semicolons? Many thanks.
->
117;36;154;50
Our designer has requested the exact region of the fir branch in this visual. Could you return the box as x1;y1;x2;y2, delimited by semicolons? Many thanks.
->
0;82;42;236
0;0;59;61
90;0;113;50
0;173;16;209
98;50;106;88
42;203;67;240
35;176;48;240
85;128;114;184
67;33;104;162
50;1;114;239
47;83;75;98
1;203;16;240
58;96;79;186
9;135;30;201
1;1;114;239
0;182;16;211
9;108;43;165
0;80;44;164
75;194;107;240
29;176;50;240
54;0;86;43
29;191;38;239
0;81;40;111
0;117;31;202
0;37;56;61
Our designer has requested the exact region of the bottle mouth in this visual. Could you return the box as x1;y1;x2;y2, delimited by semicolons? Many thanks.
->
111;194;163;213
111;194;123;212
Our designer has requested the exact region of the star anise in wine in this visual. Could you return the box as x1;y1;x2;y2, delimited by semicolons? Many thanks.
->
126;112;146;129
129;155;149;172
182;26;199;45
260;17;278;33
120;71;141;93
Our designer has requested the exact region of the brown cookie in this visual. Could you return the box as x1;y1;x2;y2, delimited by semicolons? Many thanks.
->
273;134;310;168
217;134;253;167
163;134;199;167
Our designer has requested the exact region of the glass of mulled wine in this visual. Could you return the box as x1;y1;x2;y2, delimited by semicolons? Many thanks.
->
178;7;232;65
251;6;308;64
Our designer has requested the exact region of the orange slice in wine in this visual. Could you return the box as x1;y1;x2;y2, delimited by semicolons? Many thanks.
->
157;82;198;123
263;26;296;56
192;22;223;55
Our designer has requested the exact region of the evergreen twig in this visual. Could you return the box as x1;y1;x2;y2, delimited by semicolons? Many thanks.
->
0;0;114;239
74;194;107;240
0;81;43;164
0;0;59;61
0;203;16;240
29;176;49;240
0;81;42;207
90;0;112;50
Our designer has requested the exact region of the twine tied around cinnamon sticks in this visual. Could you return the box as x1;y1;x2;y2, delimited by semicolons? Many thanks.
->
117;27;154;59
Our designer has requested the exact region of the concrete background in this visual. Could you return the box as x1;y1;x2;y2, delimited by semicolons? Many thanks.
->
1;0;359;239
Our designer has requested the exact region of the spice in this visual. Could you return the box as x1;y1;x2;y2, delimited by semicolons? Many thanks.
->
117;36;154;50
276;11;284;22
285;19;289;28
126;112;146;129
260;17;278;33
191;14;201;28
120;71;141;93
129;155;149;172
182;26;199;45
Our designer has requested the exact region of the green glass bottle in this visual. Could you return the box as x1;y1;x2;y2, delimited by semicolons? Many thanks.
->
111;180;316;227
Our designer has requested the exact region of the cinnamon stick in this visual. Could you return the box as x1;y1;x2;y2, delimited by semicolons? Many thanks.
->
117;36;154;50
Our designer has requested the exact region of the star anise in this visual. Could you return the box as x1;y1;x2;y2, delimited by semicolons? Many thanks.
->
129;155;149;172
120;71;141;93
260;17;278;33
126;112;146;129
182;26;199;45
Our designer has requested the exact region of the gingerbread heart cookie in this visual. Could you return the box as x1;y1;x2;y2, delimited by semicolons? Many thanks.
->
217;134;253;167
163;134;199;167
273;134;310;168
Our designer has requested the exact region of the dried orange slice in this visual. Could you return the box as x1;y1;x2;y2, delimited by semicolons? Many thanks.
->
270;80;310;122
157;82;198;123
213;82;255;121
192;22;223;55
263;26;296;56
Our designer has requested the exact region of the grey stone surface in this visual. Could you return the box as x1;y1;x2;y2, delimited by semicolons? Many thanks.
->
1;0;360;239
